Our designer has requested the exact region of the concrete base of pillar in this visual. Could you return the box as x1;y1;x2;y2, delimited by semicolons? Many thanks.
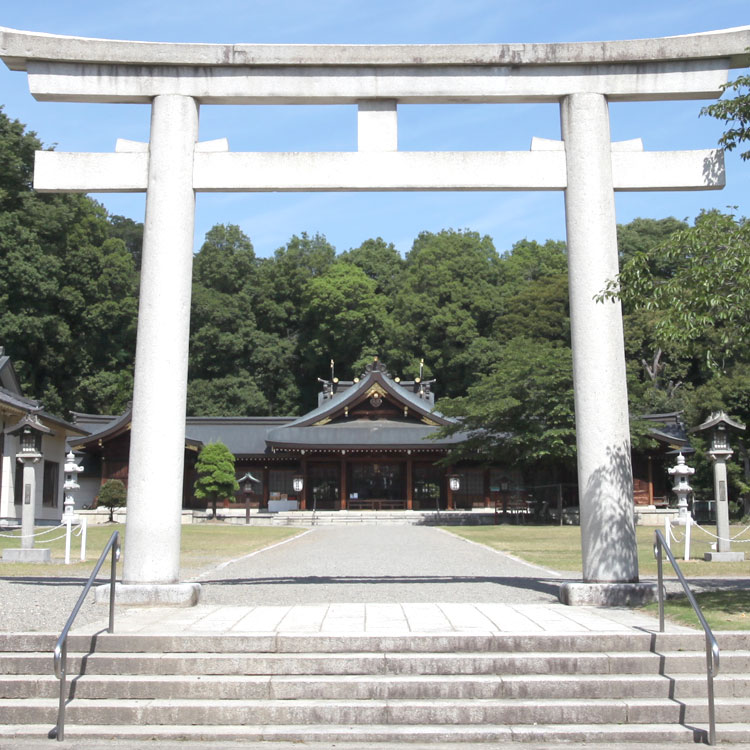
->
95;582;201;607
559;581;658;607
703;551;745;562
2;548;51;563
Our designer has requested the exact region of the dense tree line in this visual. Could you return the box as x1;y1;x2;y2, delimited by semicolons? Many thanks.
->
1;105;748;507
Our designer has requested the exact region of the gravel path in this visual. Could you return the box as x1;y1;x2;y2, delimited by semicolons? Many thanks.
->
197;525;564;606
0;575;109;634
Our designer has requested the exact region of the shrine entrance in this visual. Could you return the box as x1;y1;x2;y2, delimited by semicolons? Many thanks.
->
2;24;747;604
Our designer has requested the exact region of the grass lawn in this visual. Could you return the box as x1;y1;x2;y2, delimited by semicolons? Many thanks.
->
443;523;750;578
444;523;750;630
0;522;302;579
642;590;750;631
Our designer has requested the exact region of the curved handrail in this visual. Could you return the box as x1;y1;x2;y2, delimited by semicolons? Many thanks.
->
654;529;720;746
52;530;120;742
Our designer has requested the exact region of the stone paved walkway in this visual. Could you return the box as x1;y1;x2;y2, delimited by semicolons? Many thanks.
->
75;525;695;636
76;598;691;636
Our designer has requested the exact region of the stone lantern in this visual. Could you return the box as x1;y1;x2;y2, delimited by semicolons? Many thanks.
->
2;413;53;562
691;411;746;562
667;453;694;526
63;451;84;518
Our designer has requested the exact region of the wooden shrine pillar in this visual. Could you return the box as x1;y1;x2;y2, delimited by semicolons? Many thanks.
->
262;467;269;510
406;455;413;510
340;456;348;510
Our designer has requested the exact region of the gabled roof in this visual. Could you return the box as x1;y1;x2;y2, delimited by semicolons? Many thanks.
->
691;410;746;434
0;347;22;395
70;406;202;452
285;363;454;429
640;412;690;449
0;348;87;436
266;359;461;451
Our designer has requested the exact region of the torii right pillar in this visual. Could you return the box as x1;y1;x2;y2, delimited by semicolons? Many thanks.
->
559;93;654;606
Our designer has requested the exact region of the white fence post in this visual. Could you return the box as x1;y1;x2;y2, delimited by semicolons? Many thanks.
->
64;516;72;565
80;517;87;562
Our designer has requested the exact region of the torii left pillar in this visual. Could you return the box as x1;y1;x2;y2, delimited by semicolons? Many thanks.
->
115;95;201;605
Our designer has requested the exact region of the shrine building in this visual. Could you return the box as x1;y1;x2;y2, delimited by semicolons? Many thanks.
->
68;357;683;519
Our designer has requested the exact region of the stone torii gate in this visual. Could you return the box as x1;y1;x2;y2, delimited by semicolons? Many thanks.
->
2;26;748;605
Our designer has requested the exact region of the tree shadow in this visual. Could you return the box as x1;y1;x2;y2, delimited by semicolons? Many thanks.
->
202;574;563;597
579;440;639;583
702;149;725;188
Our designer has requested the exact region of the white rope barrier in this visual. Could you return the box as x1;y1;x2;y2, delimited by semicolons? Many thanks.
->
1;520;87;564
0;522;66;539
691;521;750;544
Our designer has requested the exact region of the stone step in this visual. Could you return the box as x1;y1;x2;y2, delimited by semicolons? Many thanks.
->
8;721;750;744
2;696;750;726
2;631;746;654
1;672;747;701
2;649;749;677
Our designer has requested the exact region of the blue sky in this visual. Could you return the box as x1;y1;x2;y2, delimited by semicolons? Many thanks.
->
0;0;747;257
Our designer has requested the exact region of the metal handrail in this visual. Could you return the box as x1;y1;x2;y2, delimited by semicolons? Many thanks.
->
52;530;120;742
654;529;720;746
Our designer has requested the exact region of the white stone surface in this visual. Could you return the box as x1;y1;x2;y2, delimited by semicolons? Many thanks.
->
23;59;733;104
2;25;749;70
75;601;680;636
712;455;733;553
95;582;201;606
358;100;398;152
703;550;746;562
561;93;638;584
19;460;38;549
558;582;658;607
1;547;51;563
33;147;724;193
123;94;199;586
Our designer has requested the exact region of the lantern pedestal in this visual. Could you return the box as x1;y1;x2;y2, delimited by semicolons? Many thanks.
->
703;551;745;562
2;547;51;563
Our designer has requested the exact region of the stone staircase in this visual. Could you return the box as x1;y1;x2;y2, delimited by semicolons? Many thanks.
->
1;631;749;744
266;510;496;526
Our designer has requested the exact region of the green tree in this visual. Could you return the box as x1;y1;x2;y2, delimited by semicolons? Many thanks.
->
188;224;298;415
600;210;750;373
340;237;405;297
0;107;139;414
300;263;391;389
436;337;576;470
615;218;691;431
701;69;750;161
193;442;239;519
388;229;502;397
96;479;126;522
188;375;269;417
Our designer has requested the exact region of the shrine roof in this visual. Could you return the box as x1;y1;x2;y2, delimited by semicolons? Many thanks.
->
185;416;295;456
266;419;466;452
70;407;203;452
640;412;690;448
0;347;23;395
283;362;453;430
